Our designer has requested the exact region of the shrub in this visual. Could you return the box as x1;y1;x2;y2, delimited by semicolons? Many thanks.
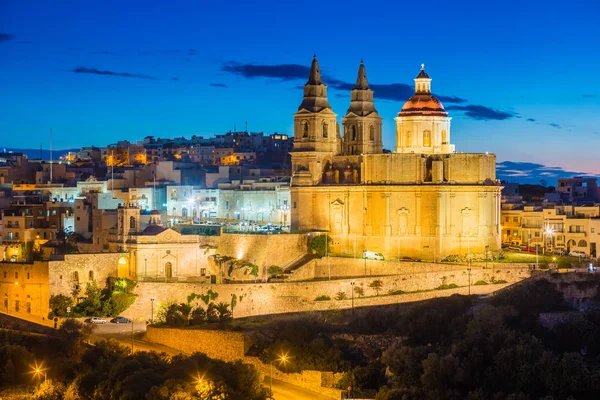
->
389;289;406;295
207;303;220;323
315;295;331;301
435;283;459;290
494;279;508;284
354;286;365;297
268;265;284;278
474;280;488;286
335;292;348;300
308;234;332;258
49;294;74;317
190;307;207;325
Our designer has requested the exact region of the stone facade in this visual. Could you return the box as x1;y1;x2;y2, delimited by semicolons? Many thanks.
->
0;261;49;318
290;57;501;261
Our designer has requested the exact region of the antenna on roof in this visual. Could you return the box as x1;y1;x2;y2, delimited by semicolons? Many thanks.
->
245;121;248;132
49;128;53;183
40;142;42;160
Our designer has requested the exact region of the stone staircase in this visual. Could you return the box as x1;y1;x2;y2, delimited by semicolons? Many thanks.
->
282;253;316;273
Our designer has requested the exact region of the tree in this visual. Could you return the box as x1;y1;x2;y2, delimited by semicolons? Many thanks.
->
368;280;384;296
215;302;232;322
49;294;74;317
55;228;79;254
268;265;284;278
308;234;332;258
76;280;103;316
354;286;365;297
190;307;207;325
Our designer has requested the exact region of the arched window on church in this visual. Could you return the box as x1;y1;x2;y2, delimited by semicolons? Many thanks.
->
129;216;136;230
171;189;177;200
351;126;357;141
322;123;328;138
423;130;432;147
369;125;375;141
405;130;412;147
302;121;309;138
441;130;448;144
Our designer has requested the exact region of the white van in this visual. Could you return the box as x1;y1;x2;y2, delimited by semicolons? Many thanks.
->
363;251;384;260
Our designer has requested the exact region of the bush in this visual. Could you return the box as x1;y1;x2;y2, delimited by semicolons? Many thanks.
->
49;294;74;317
389;289;406;295
308;234;332;258
494;279;508;284
315;295;331;301
207;303;220;323
335;292;348;300
354;286;365;297
268;265;284;278
190;307;207;325
108;292;136;316
435;283;459;290
474;280;488;286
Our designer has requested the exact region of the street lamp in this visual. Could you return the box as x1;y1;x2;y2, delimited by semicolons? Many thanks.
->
350;282;355;317
485;245;489;270
270;354;288;399
544;226;555;255
33;366;47;382
467;267;472;295
150;298;155;324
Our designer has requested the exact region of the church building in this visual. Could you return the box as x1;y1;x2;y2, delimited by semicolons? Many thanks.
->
290;56;501;260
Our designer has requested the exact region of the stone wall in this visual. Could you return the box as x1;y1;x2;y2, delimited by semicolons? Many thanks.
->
48;253;129;297
290;257;530;281
145;325;342;399
0;261;50;318
125;264;529;321
217;233;307;269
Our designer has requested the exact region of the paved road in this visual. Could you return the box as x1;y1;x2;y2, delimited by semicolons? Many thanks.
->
92;322;337;400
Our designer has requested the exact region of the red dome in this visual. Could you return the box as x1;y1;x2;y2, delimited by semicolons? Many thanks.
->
399;94;447;117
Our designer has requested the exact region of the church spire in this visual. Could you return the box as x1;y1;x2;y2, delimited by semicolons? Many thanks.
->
307;55;323;85
354;60;369;90
298;55;331;112
414;63;432;94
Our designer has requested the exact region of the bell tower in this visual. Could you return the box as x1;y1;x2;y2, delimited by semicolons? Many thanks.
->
342;61;383;155
291;56;341;186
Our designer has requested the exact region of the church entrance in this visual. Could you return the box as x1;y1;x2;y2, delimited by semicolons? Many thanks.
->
165;262;173;278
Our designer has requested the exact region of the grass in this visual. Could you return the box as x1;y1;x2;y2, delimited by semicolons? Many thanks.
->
497;252;580;264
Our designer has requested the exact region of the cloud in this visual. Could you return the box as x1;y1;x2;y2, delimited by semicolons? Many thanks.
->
549;123;561;129
222;62;310;81
71;67;158;80
91;51;120;56
497;161;600;185
210;83;228;88
172;77;180;82
188;48;197;56
222;61;467;103
582;94;597;98
526;118;536;122
445;105;516;120
0;33;15;43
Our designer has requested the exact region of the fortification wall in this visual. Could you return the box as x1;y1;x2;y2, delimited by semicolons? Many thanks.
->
48;253;129;296
217;233;307;268
145;326;342;399
125;264;528;321
290;257;530;281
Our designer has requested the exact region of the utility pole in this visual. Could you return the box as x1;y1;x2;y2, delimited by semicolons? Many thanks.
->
49;128;53;183
350;282;355;317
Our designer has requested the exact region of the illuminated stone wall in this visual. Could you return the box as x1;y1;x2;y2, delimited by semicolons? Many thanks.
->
48;253;128;297
0;261;50;318
125;264;529;321
217;233;307;269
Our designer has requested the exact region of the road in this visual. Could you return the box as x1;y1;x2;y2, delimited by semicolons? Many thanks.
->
92;322;337;400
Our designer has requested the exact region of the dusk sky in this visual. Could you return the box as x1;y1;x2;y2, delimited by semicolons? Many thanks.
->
1;0;599;180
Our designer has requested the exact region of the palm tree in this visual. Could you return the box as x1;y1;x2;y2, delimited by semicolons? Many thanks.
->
214;302;232;321
178;303;193;325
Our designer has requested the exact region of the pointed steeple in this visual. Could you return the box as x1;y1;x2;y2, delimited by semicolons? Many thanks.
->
307;55;324;85
298;55;331;112
346;61;377;117
354;60;369;90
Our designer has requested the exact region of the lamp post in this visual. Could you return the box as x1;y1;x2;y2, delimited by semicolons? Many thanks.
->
131;319;134;353
144;258;147;278
350;281;355;317
270;355;288;399
485;245;489;270
467;267;472;295
363;250;367;278
544;226;555;255
150;298;155;324
34;368;47;382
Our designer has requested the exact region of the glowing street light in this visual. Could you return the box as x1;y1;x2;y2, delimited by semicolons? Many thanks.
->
270;353;289;399
32;364;47;382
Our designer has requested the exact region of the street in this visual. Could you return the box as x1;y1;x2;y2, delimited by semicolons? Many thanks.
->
92;322;337;400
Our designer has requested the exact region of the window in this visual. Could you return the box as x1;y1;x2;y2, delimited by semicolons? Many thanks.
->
73;271;79;282
534;232;540;237
27;272;30;279
89;271;94;280
369;125;375;141
14;271;18;279
423;130;432;147
129;216;136;230
351;125;357;141
15;300;19;312
201;268;206;276
76;217;80;221
578;240;588;247
592;228;596;233
302;122;309;138
26;302;31;314
505;217;509;222
322;123;328;138
513;217;518;222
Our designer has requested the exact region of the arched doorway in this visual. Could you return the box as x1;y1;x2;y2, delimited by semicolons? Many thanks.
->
117;257;129;278
165;262;173;278
567;240;576;252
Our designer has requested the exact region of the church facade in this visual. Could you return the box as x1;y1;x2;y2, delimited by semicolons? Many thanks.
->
290;57;501;260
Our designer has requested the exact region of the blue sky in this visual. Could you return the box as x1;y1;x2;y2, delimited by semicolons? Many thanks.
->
1;0;599;179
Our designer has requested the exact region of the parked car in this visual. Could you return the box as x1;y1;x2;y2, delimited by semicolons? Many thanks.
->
507;246;522;252
110;316;131;324
89;317;106;324
569;250;587;258
553;249;566;256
